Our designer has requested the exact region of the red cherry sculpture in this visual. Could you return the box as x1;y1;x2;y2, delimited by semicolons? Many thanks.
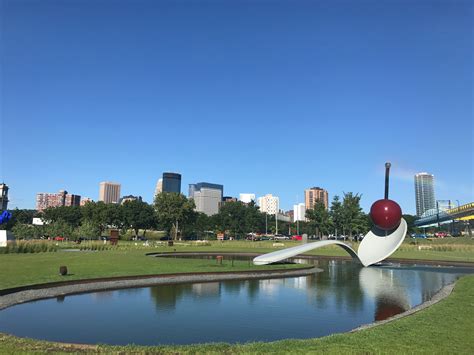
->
370;199;402;231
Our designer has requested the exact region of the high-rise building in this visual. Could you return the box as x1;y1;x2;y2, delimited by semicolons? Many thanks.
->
189;182;223;216
154;178;163;198
64;194;81;207
99;182;121;204
257;194;279;215
162;173;181;193
414;172;435;217
80;197;93;206
36;190;81;211
239;193;256;204
305;187;329;210
293;203;306;222
0;183;9;210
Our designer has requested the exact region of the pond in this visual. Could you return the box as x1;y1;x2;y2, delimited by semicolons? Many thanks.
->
0;258;472;345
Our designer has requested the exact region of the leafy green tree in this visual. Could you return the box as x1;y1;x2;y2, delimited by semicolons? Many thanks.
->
0;209;38;230
214;201;267;238
214;201;247;238
330;195;344;236
81;201;110;235
306;201;332;238
244;201;263;234
122;200;156;238
341;192;364;240
403;214;417;234
192;212;213;239
75;221;100;239
12;223;35;239
45;220;74;239
104;203;125;230
154;193;196;240
42;206;83;228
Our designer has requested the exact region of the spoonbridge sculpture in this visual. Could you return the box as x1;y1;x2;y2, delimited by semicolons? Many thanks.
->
253;163;406;267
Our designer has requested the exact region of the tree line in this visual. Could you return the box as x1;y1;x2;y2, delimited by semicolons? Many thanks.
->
3;192;416;240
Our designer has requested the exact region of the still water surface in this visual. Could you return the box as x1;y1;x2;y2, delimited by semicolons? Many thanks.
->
0;259;471;345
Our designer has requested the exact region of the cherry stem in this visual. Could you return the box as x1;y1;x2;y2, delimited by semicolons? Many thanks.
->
384;162;391;199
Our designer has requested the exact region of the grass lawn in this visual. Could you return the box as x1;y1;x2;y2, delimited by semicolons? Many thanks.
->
1;237;473;290
138;238;474;262
0;249;303;291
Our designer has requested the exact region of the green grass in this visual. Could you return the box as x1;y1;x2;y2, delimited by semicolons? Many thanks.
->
143;238;474;262
0;249;303;291
1;274;472;354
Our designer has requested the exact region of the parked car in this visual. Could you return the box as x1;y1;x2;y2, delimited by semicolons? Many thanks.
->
434;232;448;238
274;235;290;240
291;235;302;241
54;236;65;241
411;233;427;239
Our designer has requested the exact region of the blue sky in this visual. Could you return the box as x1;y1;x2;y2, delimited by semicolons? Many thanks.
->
1;0;473;214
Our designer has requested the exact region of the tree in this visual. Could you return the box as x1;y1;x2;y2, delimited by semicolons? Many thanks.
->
122;200;156;238
244;201;263;235
215;201;247;238
403;214;417;234
12;223;35;239
75;221;100;239
213;201;267;239
104;203;125;230
45;220;74;239
0;209;38;230
341;192;365;240
42;206;83;228
154;193;196;240
192;212;213;239
330;196;344;236
306;201;332;239
81;201;110;235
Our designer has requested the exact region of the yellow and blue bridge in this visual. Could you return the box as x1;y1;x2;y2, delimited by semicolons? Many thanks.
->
414;202;474;228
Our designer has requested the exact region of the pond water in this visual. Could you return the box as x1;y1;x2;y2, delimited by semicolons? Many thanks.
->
0;258;472;345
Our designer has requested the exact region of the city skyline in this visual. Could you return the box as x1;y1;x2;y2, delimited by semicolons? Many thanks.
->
2;0;472;214
4;166;473;215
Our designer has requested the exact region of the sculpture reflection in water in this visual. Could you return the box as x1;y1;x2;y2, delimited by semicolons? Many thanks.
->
359;267;410;321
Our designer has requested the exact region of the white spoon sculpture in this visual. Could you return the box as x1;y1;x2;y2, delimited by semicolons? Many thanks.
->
253;163;406;267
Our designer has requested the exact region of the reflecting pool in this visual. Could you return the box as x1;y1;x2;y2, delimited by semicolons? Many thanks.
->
0;259;471;345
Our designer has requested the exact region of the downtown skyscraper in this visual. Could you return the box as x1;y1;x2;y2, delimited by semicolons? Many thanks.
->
414;172;436;217
99;182;121;204
305;187;329;210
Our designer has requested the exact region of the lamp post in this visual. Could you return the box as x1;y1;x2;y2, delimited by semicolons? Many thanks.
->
265;213;268;236
275;200;279;235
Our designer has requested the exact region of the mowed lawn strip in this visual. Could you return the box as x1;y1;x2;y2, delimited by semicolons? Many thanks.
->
137;238;474;262
0;274;472;353
0;250;303;290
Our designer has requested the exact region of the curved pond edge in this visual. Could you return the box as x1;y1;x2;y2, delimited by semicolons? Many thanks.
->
0;266;320;311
